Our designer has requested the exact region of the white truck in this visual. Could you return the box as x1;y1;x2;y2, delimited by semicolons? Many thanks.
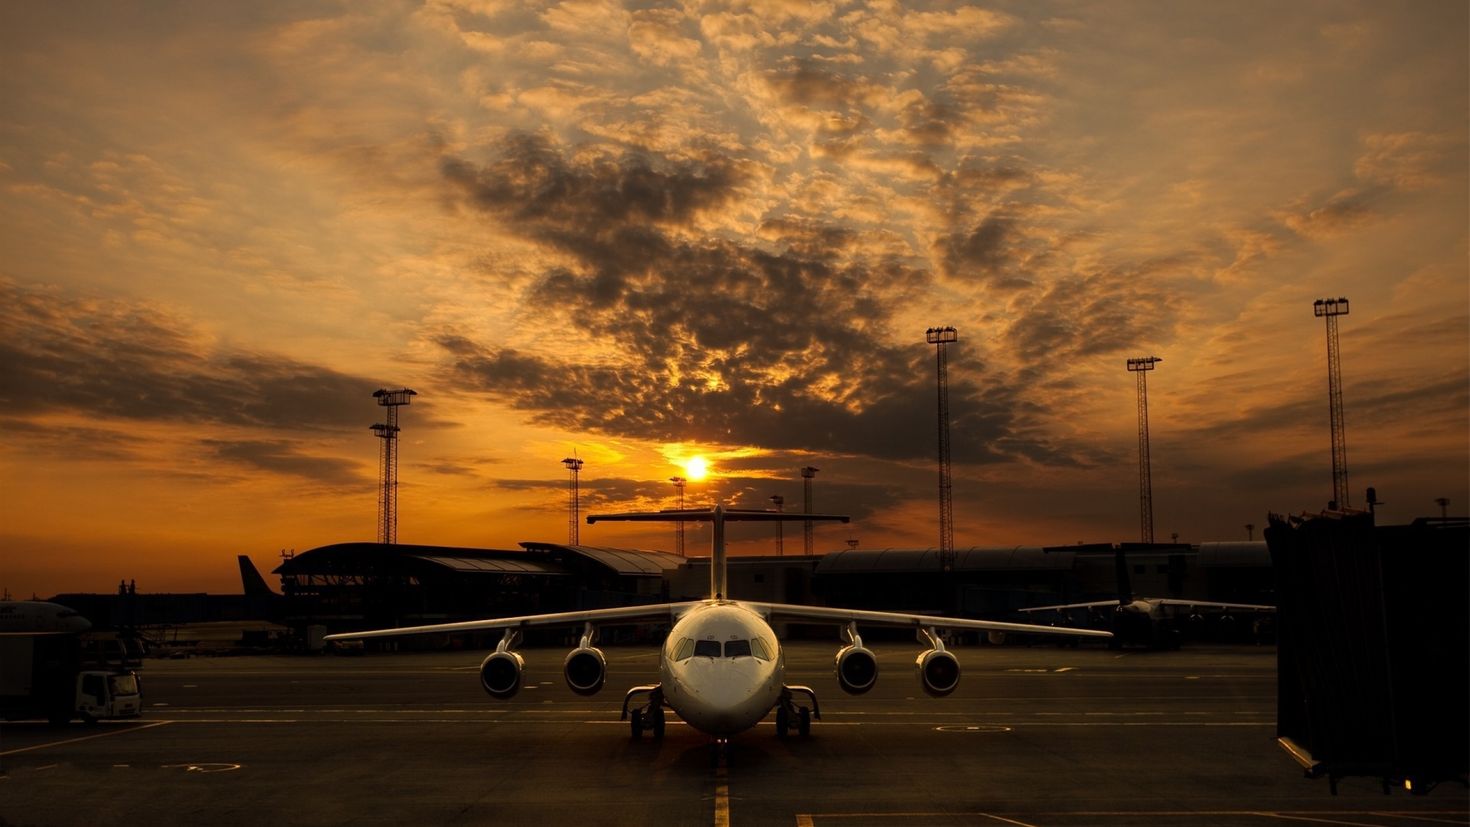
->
0;602;143;724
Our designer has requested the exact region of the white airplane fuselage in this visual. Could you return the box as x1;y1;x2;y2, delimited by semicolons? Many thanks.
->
658;602;783;737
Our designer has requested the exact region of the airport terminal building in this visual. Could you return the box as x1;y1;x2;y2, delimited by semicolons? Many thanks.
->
270;540;1274;642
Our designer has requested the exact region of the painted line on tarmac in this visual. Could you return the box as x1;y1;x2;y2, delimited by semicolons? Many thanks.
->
794;813;1469;826
795;813;1039;826
0;721;171;757
713;762;730;827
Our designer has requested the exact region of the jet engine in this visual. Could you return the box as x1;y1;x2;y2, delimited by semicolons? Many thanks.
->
835;644;878;694
479;650;524;699
563;646;607;696
835;622;878;695
915;627;960;697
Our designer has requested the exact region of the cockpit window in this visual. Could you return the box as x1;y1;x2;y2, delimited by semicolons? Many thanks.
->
671;637;694;661
724;639;751;658
693;639;721;658
749;637;772;660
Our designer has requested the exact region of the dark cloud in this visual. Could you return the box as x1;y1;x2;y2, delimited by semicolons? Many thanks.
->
1281;189;1379;239
439;135;1126;469
761;61;874;110
202;439;367;487
0;279;398;432
1005;258;1193;362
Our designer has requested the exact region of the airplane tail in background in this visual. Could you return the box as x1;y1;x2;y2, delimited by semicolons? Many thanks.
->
238;555;279;598
588;505;849;600
1113;547;1134;605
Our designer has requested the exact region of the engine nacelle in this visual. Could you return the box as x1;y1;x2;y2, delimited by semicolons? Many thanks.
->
479;650;525;699
563;646;607;696
915;648;961;697
835;644;879;695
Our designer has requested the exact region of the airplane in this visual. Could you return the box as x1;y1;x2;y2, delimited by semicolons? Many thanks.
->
0;601;93;635
326;506;1111;746
1018;545;1273;649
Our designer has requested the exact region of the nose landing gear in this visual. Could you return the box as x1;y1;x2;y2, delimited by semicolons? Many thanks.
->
775;685;819;738
623;684;666;741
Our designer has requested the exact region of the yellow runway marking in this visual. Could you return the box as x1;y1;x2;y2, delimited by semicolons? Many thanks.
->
0;721;171;756
713;763;730;827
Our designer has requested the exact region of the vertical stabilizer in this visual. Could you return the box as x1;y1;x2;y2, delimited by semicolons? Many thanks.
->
1114;547;1134;605
238;555;278;597
587;506;849;600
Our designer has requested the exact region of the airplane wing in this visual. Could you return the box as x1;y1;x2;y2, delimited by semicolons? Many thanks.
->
1017;600;1123;613
742;601;1113;639
322;601;701;641
1152;599;1275;612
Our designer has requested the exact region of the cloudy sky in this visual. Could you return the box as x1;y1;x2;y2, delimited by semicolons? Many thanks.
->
2;1;1465;596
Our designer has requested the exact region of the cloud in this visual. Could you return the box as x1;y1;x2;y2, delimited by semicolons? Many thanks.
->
435;133;1115;469
202;439;367;487
1279;189;1378;239
1354;131;1457;191
0;279;393;432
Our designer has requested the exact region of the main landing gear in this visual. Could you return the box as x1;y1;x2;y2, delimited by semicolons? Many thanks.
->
775;685;820;739
622;684;665;741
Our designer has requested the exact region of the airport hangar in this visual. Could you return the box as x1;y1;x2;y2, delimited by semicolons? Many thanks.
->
270;540;1273;644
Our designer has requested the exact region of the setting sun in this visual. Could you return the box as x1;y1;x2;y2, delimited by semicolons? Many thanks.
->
684;456;710;481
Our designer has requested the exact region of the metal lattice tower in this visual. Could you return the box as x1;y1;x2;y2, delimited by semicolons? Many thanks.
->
925;327;958;572
770;494;785;556
371;388;416;544
1126;357;1161;544
1313;297;1351;509
801;466;819;555
562;457;584;544
670;476;687;556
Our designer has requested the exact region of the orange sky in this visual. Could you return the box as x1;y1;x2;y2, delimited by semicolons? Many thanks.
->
2;1;1466;597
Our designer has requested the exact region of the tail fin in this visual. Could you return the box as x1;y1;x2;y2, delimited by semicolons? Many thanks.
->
588;505;849;600
238;555;278;597
1113;547;1134;605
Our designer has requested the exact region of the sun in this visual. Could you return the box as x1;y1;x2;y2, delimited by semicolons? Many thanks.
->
684;456;709;481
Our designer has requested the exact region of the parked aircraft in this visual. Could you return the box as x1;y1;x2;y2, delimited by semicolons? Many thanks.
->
1018;546;1273;648
326;506;1111;745
0;601;92;635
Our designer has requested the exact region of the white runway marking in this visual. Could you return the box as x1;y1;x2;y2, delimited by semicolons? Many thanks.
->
0;721;171;756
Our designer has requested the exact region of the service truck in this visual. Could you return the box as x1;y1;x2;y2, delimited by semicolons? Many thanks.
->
1;626;142;725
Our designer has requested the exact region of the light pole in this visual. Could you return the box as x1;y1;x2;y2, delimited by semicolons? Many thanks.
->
770;494;785;556
801;466;819;555
562;457;584;545
1126;356;1162;543
670;476;687;556
1436;497;1450;519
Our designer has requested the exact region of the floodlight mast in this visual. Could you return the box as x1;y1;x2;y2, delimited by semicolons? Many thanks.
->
801;467;819;555
371;388;416;544
926;326;958;572
670;476;687;556
1125;357;1161;544
562;457;584;544
1313;297;1350;509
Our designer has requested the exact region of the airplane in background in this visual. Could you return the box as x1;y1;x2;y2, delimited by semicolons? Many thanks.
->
327;506;1111;747
1018;545;1274;649
0;601;93;635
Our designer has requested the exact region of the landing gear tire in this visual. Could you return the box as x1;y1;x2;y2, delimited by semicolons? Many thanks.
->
630;708;644;741
797;706;811;737
775;705;790;739
650;707;665;740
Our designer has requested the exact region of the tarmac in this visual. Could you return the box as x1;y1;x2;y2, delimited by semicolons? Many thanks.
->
2;641;1465;826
